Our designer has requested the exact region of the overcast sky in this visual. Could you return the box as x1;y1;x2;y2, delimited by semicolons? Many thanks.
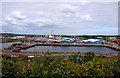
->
1;0;119;35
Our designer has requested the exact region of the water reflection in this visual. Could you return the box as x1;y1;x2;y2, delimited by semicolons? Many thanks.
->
24;46;118;53
0;42;118;53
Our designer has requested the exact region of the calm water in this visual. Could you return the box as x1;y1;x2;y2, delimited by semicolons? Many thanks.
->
0;42;118;53
23;46;118;53
0;42;21;48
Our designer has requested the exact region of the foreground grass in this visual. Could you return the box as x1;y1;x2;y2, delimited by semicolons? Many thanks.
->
1;52;120;77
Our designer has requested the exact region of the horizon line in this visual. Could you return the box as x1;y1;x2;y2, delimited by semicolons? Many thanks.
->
1;32;119;36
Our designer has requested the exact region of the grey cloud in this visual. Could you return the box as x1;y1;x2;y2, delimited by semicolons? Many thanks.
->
2;2;118;35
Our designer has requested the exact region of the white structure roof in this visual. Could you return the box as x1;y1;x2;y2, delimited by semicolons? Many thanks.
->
83;39;100;42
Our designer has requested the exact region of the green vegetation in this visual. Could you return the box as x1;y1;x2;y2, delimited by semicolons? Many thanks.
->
0;38;19;43
1;52;120;77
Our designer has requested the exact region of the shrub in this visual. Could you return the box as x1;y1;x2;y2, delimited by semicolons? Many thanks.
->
84;52;95;62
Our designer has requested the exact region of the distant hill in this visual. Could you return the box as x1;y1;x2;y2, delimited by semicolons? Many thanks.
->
0;33;120;37
0;33;44;37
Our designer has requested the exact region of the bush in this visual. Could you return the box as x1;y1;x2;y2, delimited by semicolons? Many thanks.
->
84;52;95;62
1;53;120;77
2;58;23;78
